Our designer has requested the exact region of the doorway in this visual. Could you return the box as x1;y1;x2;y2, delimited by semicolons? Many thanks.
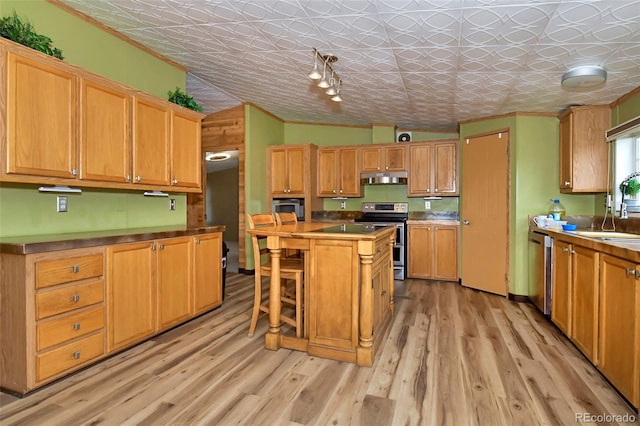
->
205;150;239;272
460;131;510;296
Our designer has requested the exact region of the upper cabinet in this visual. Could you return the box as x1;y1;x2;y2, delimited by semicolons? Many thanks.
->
269;145;306;197
0;39;204;193
361;144;406;172
408;140;458;197
5;52;77;179
559;105;611;193
317;146;361;198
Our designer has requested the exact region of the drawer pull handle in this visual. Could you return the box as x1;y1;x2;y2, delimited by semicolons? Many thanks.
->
73;351;80;359
376;247;382;253
72;265;79;273
73;323;81;331
72;294;80;303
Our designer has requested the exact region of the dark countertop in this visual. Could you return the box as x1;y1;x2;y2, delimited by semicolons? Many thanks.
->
312;210;460;223
407;211;460;223
0;225;226;255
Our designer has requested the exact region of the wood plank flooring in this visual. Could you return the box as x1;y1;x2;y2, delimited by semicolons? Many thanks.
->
1;273;637;425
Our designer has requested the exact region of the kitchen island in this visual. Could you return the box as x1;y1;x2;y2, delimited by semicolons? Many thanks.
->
247;222;396;366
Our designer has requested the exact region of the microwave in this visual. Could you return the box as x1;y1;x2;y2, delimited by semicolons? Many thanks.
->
272;198;305;221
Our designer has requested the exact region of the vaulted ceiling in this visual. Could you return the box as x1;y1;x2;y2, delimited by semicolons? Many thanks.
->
60;0;640;131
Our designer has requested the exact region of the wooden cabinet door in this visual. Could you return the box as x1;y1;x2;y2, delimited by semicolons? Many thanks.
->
407;225;433;279
269;147;288;195
408;144;432;196
433;142;457;195
107;242;156;351
360;147;383;172
433;225;458;281
132;97;170;186
170;110;201;188
80;78;130;183
286;147;305;195
571;245;599;362
384;145;406;171
317;148;338;197
599;254;639;407
193;233;222;314
338;148;361;197
552;240;572;335
157;237;192;331
6;53;77;178
559;113;573;190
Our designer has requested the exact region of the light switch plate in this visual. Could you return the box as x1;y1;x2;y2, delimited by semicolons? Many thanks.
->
340;201;346;209
57;196;68;212
424;201;431;210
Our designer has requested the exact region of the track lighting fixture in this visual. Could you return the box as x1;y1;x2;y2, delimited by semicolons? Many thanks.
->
308;47;343;101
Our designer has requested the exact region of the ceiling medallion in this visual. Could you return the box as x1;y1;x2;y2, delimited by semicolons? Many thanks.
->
561;66;607;89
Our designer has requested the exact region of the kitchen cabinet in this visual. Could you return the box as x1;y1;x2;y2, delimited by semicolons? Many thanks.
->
559;105;610;193
156;237;193;330
107;241;156;351
407;223;458;281
5;51;77;179
317;146;361;197
193;233;223;314
571;245;599;362
269;145;306;196
0;38;204;192
551;240;572;335
408;140;458;197
599;254;639;407
80;77;131;183
360;144;406;172
0;247;106;393
372;239;392;333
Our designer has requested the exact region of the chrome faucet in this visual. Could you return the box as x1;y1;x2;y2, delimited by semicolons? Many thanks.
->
619;171;640;219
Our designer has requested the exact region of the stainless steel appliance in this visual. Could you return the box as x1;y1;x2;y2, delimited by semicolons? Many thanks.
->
271;198;304;221
528;230;553;315
355;202;408;280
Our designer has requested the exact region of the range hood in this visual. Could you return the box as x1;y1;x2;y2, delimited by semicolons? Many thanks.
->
360;171;408;185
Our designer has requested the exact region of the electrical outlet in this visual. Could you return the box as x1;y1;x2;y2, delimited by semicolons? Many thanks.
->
169;199;176;211
424;200;431;210
57;196;68;212
340;201;346;210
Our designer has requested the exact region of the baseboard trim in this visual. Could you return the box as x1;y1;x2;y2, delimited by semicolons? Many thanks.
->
508;293;531;304
239;268;253;275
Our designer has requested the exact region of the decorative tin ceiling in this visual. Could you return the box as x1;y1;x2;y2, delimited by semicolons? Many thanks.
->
60;0;640;131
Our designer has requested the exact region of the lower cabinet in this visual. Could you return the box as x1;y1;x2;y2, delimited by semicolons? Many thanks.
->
407;223;458;281
599;254;639;408
0;231;223;395
551;240;572;335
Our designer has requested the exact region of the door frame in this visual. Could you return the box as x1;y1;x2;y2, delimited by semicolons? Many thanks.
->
460;128;511;296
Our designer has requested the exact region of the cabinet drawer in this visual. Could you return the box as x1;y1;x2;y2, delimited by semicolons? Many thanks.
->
36;254;103;289
36;331;104;382
37;306;104;351
374;238;389;262
36;280;104;320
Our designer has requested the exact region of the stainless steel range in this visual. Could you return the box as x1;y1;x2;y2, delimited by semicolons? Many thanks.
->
355;202;408;280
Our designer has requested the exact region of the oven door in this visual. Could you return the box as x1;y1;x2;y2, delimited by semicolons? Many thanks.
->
366;223;404;266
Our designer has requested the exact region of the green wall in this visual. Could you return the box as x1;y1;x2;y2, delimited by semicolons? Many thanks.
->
611;91;640;126
0;1;187;238
284;123;372;146
245;104;285;269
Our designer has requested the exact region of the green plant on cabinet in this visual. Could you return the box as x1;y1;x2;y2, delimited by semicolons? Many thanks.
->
0;11;64;59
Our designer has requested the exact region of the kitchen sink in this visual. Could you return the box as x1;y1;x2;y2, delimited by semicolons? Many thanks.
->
573;231;640;241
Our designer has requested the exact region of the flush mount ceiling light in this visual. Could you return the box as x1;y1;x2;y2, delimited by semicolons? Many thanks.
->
561;65;607;89
206;152;231;162
308;48;343;101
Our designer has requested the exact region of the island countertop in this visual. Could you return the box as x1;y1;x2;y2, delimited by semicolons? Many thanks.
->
0;225;226;255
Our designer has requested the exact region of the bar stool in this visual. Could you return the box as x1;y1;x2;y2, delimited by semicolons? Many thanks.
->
275;212;301;259
247;213;304;337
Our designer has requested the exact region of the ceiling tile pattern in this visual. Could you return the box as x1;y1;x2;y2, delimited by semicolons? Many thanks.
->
60;0;640;131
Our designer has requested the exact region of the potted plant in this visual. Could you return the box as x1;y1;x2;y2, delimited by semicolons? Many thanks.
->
620;178;640;208
0;11;64;59
167;87;203;112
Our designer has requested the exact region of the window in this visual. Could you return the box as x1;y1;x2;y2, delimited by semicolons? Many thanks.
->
614;135;640;212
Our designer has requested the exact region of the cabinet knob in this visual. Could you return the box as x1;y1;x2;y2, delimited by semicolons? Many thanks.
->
195;239;200;244
562;247;570;253
71;169;78;176
151;244;156;251
160;243;165;250
339;189;343;193
426;188;430;192
462;220;470;225
564;181;571;186
136;176;142;182
72;294;80;303
434;188;438;192
172;178;178;184
71;265;79;273
332;189;336;193
626;268;636;277
73;351;80;359
381;290;387;296
73;323;81;331
125;174;131;182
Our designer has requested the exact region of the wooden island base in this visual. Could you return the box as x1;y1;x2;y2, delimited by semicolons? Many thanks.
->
248;223;396;367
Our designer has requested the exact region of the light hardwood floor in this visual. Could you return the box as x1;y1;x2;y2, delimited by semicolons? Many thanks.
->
1;273;637;425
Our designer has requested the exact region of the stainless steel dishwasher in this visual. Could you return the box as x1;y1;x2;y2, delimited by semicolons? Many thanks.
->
528;230;553;315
